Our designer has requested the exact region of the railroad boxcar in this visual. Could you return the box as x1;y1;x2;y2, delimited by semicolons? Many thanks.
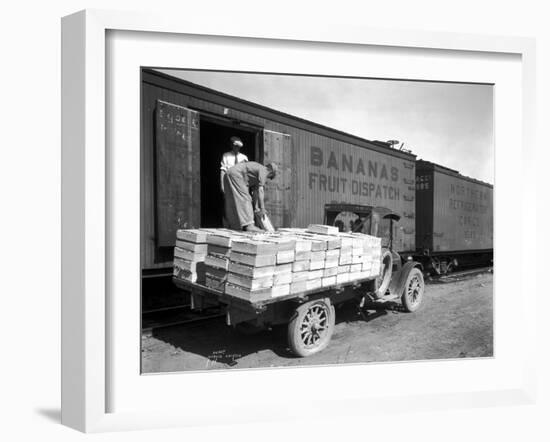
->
141;69;418;281
414;160;493;274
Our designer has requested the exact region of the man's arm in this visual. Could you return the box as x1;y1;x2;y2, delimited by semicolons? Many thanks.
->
256;186;266;213
220;154;229;193
251;188;258;211
220;169;226;193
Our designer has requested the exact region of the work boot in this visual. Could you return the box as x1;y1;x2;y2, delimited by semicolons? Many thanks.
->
243;224;263;233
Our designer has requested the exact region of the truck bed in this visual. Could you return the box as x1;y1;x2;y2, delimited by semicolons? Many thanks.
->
172;275;375;309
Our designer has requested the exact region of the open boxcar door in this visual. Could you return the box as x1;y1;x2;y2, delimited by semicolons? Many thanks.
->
155;100;201;246
262;129;293;228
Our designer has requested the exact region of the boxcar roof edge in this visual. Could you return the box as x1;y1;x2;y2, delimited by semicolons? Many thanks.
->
142;68;417;161
416;159;493;188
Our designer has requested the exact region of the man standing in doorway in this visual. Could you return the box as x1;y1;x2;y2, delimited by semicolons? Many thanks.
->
223;161;278;232
220;136;248;192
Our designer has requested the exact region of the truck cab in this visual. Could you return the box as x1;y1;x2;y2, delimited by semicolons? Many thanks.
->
324;204;402;266
324;203;424;306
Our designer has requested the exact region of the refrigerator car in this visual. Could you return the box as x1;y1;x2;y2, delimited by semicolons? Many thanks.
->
414;160;493;274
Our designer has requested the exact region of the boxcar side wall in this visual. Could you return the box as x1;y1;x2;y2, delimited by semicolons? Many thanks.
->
431;170;493;252
415;168;434;251
294;138;416;252
142;74;416;270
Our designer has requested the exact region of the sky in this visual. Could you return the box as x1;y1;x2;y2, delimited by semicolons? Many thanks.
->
157;69;494;184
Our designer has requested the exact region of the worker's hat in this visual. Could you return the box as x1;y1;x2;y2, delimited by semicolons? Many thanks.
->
266;162;279;175
230;136;243;147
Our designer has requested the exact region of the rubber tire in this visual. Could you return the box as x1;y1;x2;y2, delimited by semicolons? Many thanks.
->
401;268;425;312
375;249;393;298
287;299;335;357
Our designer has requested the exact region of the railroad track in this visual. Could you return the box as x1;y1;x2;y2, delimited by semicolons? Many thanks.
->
427;266;493;283
142;305;224;334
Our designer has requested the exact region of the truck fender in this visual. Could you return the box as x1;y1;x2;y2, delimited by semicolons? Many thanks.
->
389;260;423;297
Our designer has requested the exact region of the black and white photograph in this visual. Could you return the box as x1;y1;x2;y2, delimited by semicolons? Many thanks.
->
140;69;494;373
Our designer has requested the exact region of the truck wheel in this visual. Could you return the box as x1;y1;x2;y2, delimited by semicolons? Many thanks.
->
401;268;425;312
288;299;335;357
374;249;393;298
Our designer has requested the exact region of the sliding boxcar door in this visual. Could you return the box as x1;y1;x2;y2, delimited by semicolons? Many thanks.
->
155;100;200;246
263;130;293;228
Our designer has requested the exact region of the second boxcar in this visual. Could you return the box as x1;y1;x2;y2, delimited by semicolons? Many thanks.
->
415;160;493;274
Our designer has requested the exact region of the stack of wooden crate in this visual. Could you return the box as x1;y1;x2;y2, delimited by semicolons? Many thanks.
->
173;229;209;282
173;225;382;303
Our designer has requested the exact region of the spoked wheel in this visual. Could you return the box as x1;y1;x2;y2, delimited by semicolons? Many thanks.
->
288;298;335;357
401;268;425;312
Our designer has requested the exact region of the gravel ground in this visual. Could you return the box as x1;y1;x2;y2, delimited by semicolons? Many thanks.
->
141;272;493;373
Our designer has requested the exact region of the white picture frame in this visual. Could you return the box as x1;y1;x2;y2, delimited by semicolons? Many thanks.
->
61;9;537;433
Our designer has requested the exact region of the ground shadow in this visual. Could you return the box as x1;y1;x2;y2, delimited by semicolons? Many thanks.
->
151;319;291;363
34;407;61;423
334;299;403;325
